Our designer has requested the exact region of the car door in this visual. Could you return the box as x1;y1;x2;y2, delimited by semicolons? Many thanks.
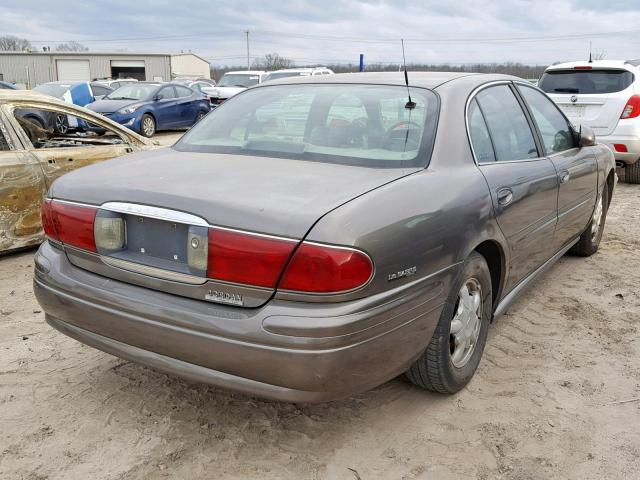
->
174;85;197;126
153;86;179;129
516;84;598;250
0;110;48;252
469;83;559;291
10;105;134;190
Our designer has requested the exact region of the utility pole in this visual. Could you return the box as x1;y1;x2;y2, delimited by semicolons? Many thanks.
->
245;30;250;70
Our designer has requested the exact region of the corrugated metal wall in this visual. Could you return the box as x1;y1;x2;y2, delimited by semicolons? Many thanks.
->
0;53;172;87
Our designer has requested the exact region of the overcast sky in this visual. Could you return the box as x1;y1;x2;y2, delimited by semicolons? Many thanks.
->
2;0;640;66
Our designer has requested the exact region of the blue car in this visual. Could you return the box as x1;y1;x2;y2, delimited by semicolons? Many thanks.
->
87;82;210;137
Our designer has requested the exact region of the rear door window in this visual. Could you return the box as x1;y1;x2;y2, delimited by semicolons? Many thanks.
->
176;86;193;97
539;69;634;94
475;85;539;161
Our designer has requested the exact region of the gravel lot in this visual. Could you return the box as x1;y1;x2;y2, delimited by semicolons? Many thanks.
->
1;175;639;479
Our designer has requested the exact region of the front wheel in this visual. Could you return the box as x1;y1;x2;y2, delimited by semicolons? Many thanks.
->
569;181;608;256
140;114;156;137
406;252;492;393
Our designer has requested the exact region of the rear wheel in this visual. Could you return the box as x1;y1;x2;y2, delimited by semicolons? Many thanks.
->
569;181;609;256
626;160;640;184
406;252;492;393
195;110;207;123
140;114;156;137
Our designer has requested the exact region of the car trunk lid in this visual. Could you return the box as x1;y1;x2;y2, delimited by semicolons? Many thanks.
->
49;148;418;307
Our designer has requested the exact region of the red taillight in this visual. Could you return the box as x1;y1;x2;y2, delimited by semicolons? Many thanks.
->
573;66;592;70
613;143;628;152
207;228;296;288
279;242;373;293
621;95;640;119
41;199;58;240
41;200;97;252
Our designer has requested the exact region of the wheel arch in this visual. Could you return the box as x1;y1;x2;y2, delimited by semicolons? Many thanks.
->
473;239;506;317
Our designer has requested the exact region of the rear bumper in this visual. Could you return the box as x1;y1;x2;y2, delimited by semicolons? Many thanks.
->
599;122;640;164
33;241;451;402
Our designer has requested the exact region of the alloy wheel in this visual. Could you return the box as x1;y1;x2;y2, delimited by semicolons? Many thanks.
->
55;114;68;134
449;278;483;368
142;116;155;136
591;190;604;241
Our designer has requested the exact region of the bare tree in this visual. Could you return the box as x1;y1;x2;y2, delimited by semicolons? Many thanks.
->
0;35;32;51
252;53;293;70
55;41;89;52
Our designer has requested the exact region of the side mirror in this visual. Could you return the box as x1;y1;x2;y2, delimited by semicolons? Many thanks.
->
578;125;596;147
153;94;161;101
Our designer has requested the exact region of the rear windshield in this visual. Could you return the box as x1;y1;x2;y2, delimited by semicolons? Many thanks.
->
174;84;438;168
218;74;260;87
539;69;634;94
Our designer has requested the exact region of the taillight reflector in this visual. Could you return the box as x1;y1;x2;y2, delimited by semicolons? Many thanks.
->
207;228;296;288
621;95;640;119
613;143;628;152
41;200;97;252
279;242;373;293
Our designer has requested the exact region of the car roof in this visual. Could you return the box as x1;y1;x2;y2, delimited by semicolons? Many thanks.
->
545;60;639;72
255;71;520;90
224;70;265;75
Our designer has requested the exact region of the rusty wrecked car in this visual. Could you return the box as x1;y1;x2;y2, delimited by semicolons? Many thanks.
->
33;73;616;402
0;90;153;254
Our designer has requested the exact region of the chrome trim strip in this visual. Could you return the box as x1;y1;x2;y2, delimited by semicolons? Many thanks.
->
493;237;578;320
101;256;208;285
100;202;209;226
212;225;299;242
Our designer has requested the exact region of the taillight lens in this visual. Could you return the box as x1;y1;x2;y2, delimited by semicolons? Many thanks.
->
41;199;97;252
207;228;296;288
41;199;58;240
279;242;373;293
621;95;640;119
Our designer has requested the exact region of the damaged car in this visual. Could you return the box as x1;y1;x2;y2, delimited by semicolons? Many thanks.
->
0;90;153;254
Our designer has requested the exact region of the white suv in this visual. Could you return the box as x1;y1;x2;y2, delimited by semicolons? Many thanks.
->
539;60;640;183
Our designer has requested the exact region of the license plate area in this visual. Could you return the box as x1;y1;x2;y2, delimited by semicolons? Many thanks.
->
559;104;586;118
96;211;208;278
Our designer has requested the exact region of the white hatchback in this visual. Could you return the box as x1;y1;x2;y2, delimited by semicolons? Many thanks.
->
539;60;640;183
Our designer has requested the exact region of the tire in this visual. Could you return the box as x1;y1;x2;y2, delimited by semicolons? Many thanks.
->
26;116;45;130
406;251;492;394
140;114;156;137
195;110;207;123
626;160;640;184
569;181;609;256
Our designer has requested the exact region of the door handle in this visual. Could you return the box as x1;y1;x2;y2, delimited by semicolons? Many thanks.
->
559;170;571;184
497;188;513;206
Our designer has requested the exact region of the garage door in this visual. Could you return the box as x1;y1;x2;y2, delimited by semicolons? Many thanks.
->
56;60;90;82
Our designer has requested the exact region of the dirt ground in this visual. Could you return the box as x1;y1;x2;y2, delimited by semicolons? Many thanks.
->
1;178;639;479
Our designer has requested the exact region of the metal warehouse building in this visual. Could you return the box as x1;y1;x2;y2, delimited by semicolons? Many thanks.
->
0;52;211;88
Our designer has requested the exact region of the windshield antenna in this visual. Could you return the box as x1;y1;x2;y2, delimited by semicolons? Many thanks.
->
401;39;416;110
